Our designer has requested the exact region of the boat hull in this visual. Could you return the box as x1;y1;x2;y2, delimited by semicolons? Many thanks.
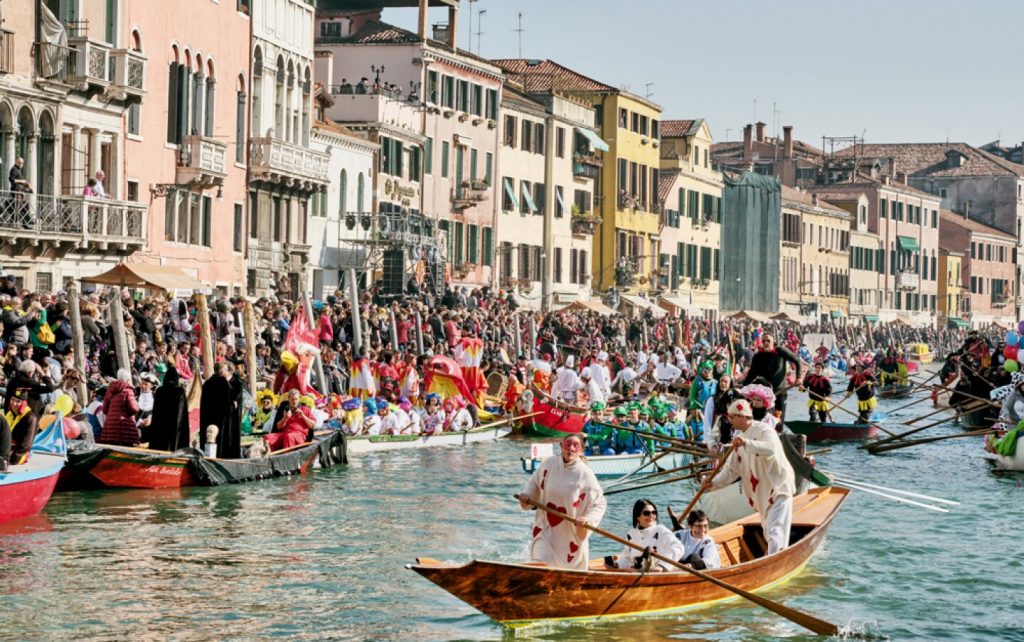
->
523;401;587;439
411;487;848;624
0;453;64;526
347;425;512;454
878;384;914;399
521;451;691;477
785;420;878;443
991;446;1024;471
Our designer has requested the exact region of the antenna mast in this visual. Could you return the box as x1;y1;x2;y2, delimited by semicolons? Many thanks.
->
476;9;486;55
514;13;524;58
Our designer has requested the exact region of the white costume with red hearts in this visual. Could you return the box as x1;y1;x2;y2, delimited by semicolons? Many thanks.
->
614;524;684;572
710;419;796;554
521;455;606;570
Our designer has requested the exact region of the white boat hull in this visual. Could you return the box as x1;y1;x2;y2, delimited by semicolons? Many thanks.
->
346;425;513;454
990;445;1024;471
694;476;813;525
521;451;692;477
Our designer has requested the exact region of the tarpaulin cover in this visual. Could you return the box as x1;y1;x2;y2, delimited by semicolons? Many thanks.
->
719;172;781;314
63;432;346;488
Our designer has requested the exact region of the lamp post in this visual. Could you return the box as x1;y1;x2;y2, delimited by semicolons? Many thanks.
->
371;64;385;85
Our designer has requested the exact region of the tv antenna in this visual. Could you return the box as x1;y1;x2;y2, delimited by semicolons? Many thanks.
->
514;13;524;58
644;82;654;99
476;9;486;55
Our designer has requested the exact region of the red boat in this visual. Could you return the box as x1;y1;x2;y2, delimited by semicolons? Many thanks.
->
0;415;67;526
59;431;346;490
519;396;588;439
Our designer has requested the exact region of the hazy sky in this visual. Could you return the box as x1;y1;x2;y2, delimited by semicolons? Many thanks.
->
382;0;1024;149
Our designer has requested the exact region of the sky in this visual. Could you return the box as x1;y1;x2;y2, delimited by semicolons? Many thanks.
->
382;0;1024;149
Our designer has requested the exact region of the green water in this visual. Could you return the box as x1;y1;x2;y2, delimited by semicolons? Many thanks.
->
2;385;1023;641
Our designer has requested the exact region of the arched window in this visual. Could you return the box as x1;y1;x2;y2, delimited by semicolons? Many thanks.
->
235;73;246;163
339;169;347;215
204;59;216;136
274;55;285;140
357;172;364;213
252;47;263;137
131;29;142;52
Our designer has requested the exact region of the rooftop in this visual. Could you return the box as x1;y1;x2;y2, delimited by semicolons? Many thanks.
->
781;185;849;216
661;119;698;138
658;169;679;205
834;142;1024;178
939;209;1016;241
491;58;616;94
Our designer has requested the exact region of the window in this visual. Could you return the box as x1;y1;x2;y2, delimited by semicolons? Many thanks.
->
617;158;627;194
534;182;546;216
441;141;450;178
482;227;493;267
555;186;565;218
200;196;212;247
578;250;587;284
338;170;347;214
520;180;535;214
485;152;493;186
427;70;439;104
166;61;189;144
639;115;648;136
126;180;138;202
128;103;141;136
233;203;243;251
502;177;518;211
518;244;530;279
553;247;563;283
424;138;433;175
618;108;628;129
469;148;478;181
442;75;454;108
939;187;948;198
357;173;365;213
532;246;543;281
571;248;579;284
468;224;479;263
470;84;483;116
457;79;469;112
534;123;545;154
631;112;639;133
238;0;251;13
504;115;517;147
235;89;246;162
409;146;421;181
486;89;498;120
556;127;565;158
521;120;532;151
454;221;464;264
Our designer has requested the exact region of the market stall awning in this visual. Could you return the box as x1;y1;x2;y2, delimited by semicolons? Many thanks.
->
559;300;616;315
724;310;772;323
82;262;211;296
897;235;920;251
658;296;704;317
864;315;880;322
771;311;803;323
619;294;666;317
575;127;609;152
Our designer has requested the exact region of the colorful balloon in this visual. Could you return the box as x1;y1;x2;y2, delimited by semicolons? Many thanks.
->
1006;346;1019;361
1019;320;1024;335
1006;359;1020;373
54;393;74;416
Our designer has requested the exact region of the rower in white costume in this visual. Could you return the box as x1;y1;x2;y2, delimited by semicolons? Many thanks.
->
588;352;613;400
551;356;581;404
610;365;639;397
654;351;683;386
578;369;605;404
706;398;795;555
520;433;607;570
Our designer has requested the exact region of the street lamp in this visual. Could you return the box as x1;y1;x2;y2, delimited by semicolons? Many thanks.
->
371;65;385;84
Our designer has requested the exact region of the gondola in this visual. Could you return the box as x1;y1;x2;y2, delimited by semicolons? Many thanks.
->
784;419;878;443
408;487;849;625
877;383;914;399
0;415;67;526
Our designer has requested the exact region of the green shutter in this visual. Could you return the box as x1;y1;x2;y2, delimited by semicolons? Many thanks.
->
454;221;464;263
424;138;433;174
441;142;449;178
482;227;493;266
468;224;479;263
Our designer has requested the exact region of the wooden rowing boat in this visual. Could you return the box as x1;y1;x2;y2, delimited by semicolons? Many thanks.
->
59;431;346;489
520;450;692;477
521;398;587;439
961;406;995;432
409;487;849;625
0;417;66;526
347;422;514;454
877;383;914;399
785;420;878;443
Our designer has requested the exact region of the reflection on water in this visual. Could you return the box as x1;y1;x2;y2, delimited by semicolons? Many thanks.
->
0;385;1022;640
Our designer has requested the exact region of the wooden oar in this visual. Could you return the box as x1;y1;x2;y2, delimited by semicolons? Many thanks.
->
679;444;735;519
905;369;940;394
602;449;676;489
901;398;982;425
868;428;997;454
863;403;986;451
515;492;843;637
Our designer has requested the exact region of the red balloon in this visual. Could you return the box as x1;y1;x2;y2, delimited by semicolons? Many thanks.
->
1005;346;1019;361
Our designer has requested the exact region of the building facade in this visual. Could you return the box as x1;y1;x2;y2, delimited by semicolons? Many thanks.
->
711;123;822;189
939;210;1016;329
938;247;965;329
0;0;146;290
657;119;722;319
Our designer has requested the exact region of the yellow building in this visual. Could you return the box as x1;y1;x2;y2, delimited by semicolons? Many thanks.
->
491;60;663;294
938;247;967;328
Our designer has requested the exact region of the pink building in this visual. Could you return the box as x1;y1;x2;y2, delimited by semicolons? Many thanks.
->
123;0;251;291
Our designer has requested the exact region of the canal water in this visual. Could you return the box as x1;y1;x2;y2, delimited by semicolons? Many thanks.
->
2;383;1022;641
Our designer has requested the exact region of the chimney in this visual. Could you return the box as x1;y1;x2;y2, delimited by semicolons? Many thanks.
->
811;193;819;206
755;121;766;142
783;125;793;158
897;171;908;185
743;124;753;160
448;3;459;49
418;0;428;40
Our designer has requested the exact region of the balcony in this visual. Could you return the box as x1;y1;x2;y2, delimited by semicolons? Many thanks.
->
0;29;13;74
109;48;146;101
992;294;1009;308
573;152;603;168
572;161;600;180
571;212;600;236
452;180;489;210
324;89;421;131
896;270;919;291
66;33;112;90
33;41;71;84
177;135;228;188
249;137;330;193
0;191;145;259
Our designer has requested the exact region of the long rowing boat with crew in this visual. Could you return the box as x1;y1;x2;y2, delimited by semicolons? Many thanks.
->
347;417;518;455
519;442;693;478
408;486;849;625
58;431;346;489
877;383;914;399
0;415;67;526
784;420;878;443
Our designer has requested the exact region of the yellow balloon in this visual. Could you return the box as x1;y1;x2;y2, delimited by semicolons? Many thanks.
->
54;393;73;416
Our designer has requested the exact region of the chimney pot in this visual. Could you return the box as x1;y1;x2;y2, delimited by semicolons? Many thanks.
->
755;121;766;142
783;125;793;158
743;124;753;160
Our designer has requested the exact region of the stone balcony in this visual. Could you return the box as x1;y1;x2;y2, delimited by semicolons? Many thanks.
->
66;34;112;90
0;190;145;259
896;270;919;291
109;48;146;101
324;89;421;132
452;180;490;210
249;137;330;194
177;135;227;188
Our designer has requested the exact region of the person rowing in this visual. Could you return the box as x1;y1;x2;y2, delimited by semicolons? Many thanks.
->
800;362;833;423
739;333;803;420
843;361;877;424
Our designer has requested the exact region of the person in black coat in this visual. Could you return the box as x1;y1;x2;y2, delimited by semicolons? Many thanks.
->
199;361;240;458
148;366;190;452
